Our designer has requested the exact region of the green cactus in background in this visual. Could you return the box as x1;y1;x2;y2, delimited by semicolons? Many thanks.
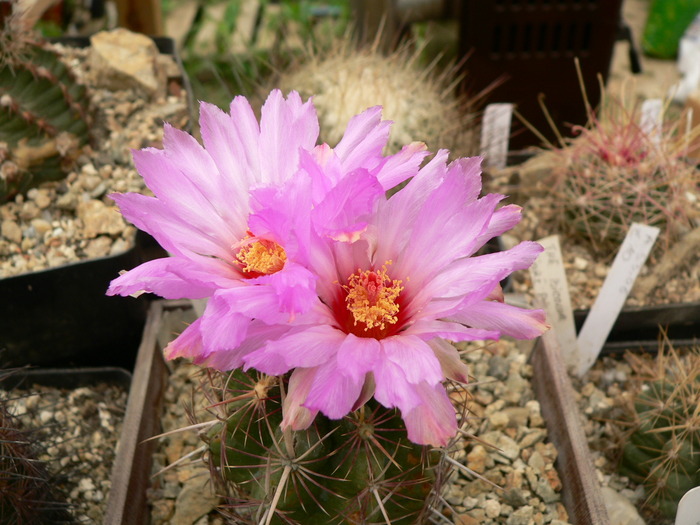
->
618;341;700;519
200;369;455;524
0;5;91;203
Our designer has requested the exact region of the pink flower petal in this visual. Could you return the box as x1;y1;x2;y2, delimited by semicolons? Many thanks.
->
380;335;443;385
203;321;293;371
198;101;259;199
303;146;341;202
424;241;545;306
132;146;242;235
333;106;390;173
352;373;376;411
402;382;458;447
164;317;204;360
395;191;503;289
244;325;344;375
372;356;423;414
303;360;366;419
110;192;232;260
209;285;292;326
199;292;254;357
373;141;430;190
446;156;483;203
373;150;449;265
107;257;221;299
229;94;262;157
311;169;383;242
253;262;318;315
406;319;500;342
475;204;522;246
428;339;470;383
449;301;549;340
158;124;249;232
259;90;319;185
282;368;320;430
335;334;381;384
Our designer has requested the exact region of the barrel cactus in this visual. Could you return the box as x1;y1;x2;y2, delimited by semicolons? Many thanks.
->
273;39;476;157
201;368;456;524
548;93;699;256
618;342;700;518
0;8;91;203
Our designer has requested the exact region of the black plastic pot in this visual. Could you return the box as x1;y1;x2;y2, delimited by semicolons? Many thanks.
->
0;366;132;390
574;302;700;354
0;232;160;370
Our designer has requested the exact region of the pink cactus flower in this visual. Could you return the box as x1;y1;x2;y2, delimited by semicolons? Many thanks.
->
107;90;427;369
108;89;547;447
241;149;549;447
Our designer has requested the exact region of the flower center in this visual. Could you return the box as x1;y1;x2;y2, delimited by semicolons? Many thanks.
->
235;235;286;278
344;263;403;334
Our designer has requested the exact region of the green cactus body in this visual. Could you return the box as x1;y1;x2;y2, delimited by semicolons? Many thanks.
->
0;42;91;203
204;370;445;524
619;350;700;519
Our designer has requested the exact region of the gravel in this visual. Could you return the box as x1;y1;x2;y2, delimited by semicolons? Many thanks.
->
442;339;572;525
0;377;128;523
0;39;190;278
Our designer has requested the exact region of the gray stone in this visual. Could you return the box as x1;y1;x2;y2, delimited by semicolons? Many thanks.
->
601;487;646;525
482;498;501;518
488;355;510;380
171;478;220;525
1;219;21;243
506;505;534;525
534;476;560;504
503;488;528;507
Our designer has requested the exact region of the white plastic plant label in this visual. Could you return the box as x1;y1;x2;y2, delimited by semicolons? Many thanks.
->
480;103;513;170
576;223;660;377
640;98;663;146
529;235;579;371
675;485;700;525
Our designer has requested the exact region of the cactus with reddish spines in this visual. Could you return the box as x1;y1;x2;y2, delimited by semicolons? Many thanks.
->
198;368;459;525
618;341;700;519
0;6;91;203
547;93;700;256
0;372;73;524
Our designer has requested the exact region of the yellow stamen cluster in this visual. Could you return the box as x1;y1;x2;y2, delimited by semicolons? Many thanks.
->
236;238;287;276
345;264;403;331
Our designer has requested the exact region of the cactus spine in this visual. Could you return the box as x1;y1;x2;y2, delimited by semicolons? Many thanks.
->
0;373;73;524
201;369;453;524
0;7;91;203
618;341;700;518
